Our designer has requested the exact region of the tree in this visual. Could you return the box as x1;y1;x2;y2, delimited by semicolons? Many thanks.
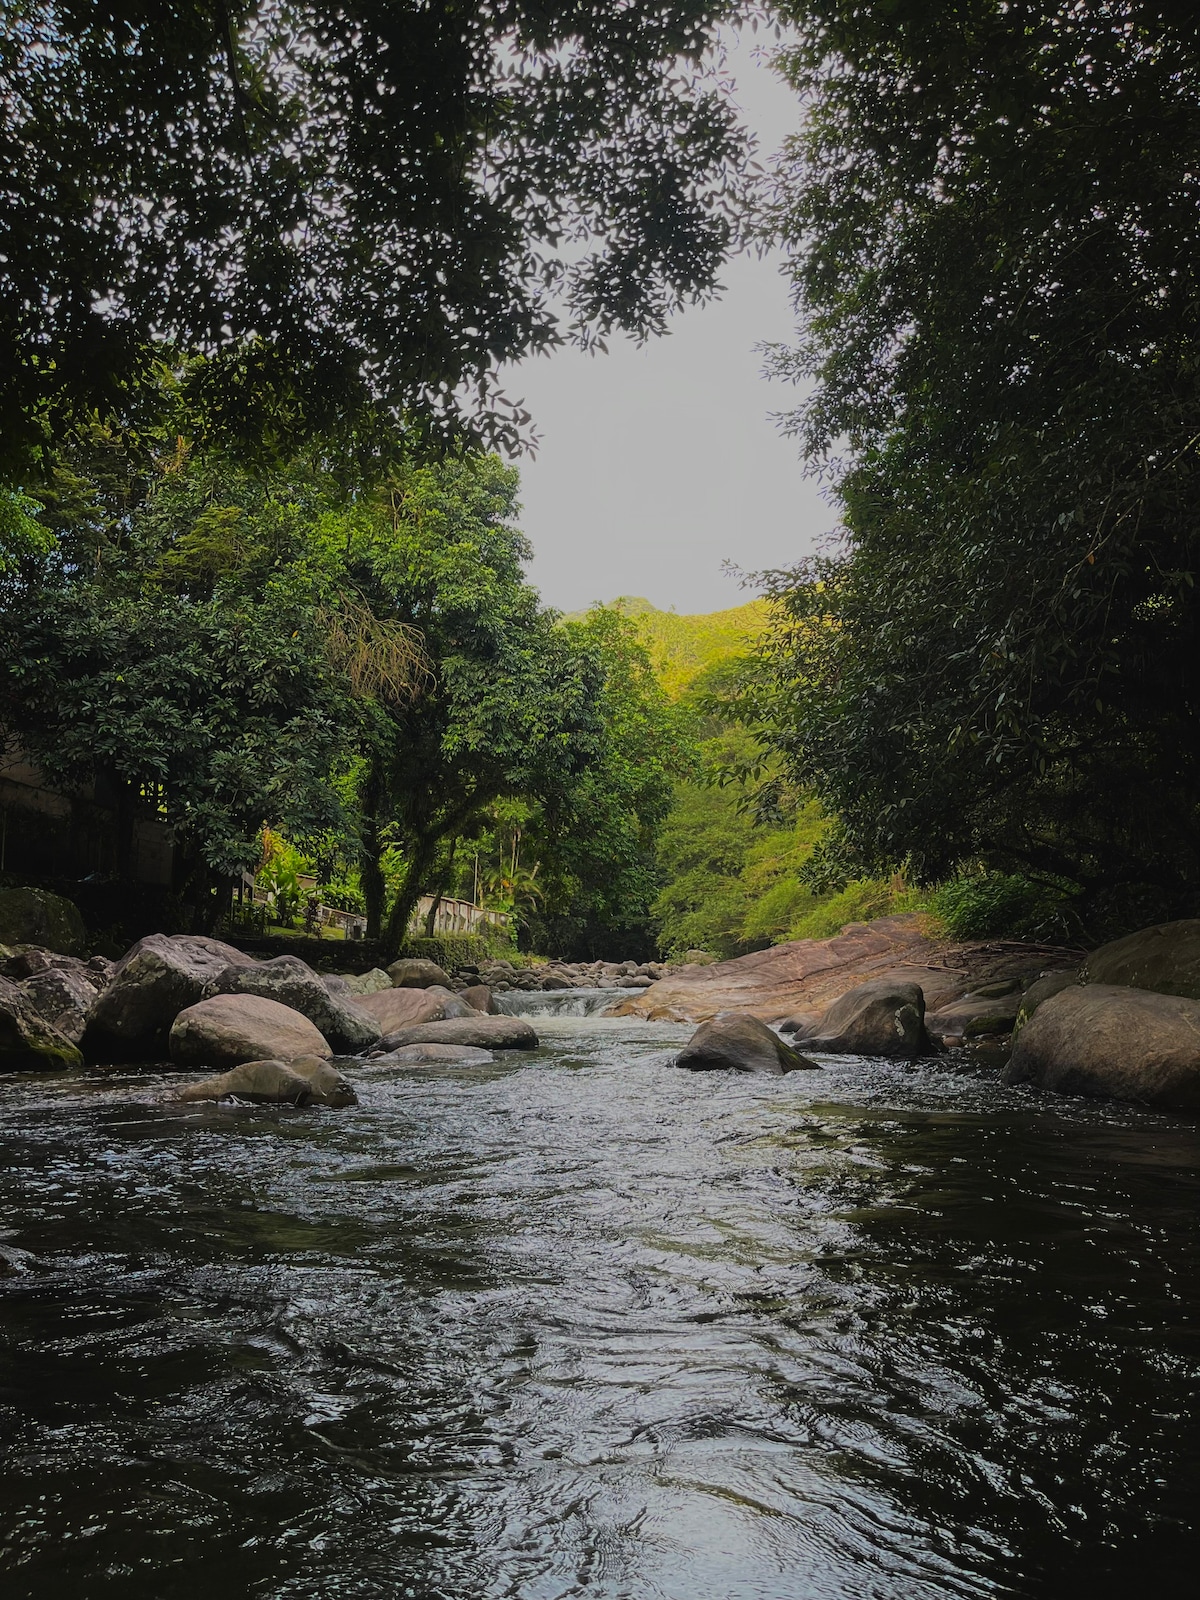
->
336;454;610;951
760;1;1200;926
1;1;752;474
521;606;690;960
0;434;403;924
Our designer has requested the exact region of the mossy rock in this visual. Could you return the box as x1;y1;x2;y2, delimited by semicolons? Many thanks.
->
0;888;87;956
1083;920;1200;1000
1012;971;1080;1043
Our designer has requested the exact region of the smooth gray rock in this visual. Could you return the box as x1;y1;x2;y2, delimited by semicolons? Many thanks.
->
204;954;381;1053
1006;983;1200;1111
84;933;256;1060
801;979;930;1057
371;1043;495;1067
925;990;1021;1044
677;1013;818;1075
169;994;332;1070
380;1015;539;1051
176;1055;355;1107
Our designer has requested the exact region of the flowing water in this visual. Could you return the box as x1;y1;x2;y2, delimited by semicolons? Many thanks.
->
1;1016;1198;1599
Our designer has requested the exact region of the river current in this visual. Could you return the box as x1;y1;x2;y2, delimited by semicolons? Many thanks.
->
1;1014;1198;1598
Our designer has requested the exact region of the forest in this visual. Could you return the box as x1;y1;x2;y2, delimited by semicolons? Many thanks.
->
3;1;1199;957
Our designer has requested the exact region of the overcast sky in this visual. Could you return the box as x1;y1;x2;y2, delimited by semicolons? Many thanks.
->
506;31;834;617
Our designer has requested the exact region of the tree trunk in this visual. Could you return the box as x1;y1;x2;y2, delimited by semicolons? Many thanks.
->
382;834;440;957
422;838;458;938
360;759;388;941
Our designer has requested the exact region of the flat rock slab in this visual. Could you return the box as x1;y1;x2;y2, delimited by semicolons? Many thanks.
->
170;994;332;1071
356;984;472;1034
380;1016;539;1051
677;1014;818;1075
371;1044;496;1067
1006;983;1200;1112
610;916;1077;1024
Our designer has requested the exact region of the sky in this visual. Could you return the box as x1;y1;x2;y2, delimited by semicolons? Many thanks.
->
506;31;834;618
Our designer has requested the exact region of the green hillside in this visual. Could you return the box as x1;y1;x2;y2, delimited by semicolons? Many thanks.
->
596;595;771;698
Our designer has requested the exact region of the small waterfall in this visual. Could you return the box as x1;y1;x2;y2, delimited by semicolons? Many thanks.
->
495;987;634;1018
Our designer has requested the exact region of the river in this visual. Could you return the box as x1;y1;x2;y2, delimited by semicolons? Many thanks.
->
1;1013;1198;1597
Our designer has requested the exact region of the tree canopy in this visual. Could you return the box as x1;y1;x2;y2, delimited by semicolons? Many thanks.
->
758;1;1200;927
1;1;752;474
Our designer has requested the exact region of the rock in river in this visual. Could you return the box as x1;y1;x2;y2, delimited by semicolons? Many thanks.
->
1006;983;1200;1112
204;954;381;1054
18;965;98;1045
797;979;931;1057
177;1054;356;1107
372;1043;496;1067
84;934;256;1061
356;984;473;1034
676;1014;818;1075
386;958;452;989
0;976;84;1072
460;984;500;1014
169;994;332;1071
380;1015;538;1051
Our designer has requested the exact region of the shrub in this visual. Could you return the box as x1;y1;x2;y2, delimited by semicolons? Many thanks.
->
398;932;512;970
785;877;927;942
932;873;1079;942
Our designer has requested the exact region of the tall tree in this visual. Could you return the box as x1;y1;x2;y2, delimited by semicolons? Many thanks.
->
335;454;609;951
760;1;1200;924
1;1;752;473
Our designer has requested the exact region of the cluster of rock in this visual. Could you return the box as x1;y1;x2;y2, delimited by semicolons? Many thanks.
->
0;929;541;1107
670;920;1200;1114
470;957;668;993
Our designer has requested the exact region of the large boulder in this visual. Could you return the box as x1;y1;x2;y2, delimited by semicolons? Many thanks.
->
356;984;473;1034
0;887;87;956
611;916;948;1023
83;934;256;1061
204;954;381;1054
169;994;332;1071
0;976;84;1071
676;1013;817;1076
380;1015;539;1051
1006;983;1200;1111
1083;920;1200;999
176;1055;355;1108
19;966;98;1045
387;957;451;989
797;979;931;1057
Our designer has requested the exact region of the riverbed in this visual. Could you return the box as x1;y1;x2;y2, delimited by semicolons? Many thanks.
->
1;1016;1198;1597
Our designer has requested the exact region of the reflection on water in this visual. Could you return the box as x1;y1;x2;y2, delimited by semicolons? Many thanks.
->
1;1020;1198;1598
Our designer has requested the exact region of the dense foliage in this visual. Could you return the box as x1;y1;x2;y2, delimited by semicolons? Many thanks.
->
1;1;751;472
759;1;1200;928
